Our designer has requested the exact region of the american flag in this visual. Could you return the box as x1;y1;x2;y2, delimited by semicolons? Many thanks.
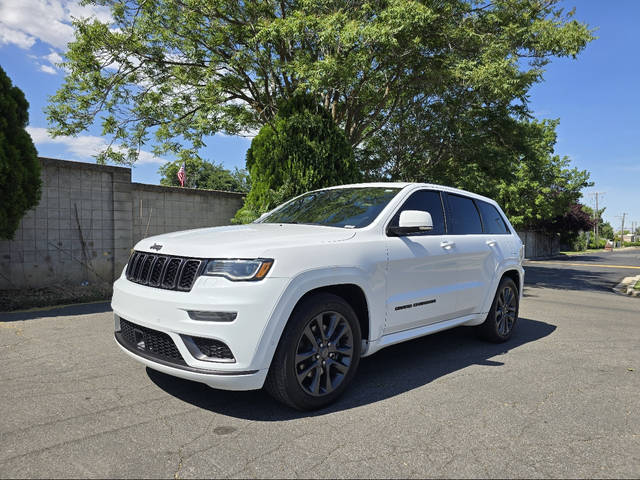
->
177;162;186;187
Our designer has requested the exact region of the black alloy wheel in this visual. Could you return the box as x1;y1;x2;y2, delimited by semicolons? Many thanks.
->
265;293;361;410
294;311;354;396
478;277;519;343
495;284;517;336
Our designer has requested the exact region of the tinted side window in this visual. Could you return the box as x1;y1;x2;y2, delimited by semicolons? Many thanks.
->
388;190;445;235
477;200;510;234
447;194;483;235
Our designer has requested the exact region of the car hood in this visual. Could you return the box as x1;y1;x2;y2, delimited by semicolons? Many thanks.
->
134;223;356;258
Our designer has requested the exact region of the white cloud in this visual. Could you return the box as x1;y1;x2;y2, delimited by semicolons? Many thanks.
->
35;49;65;74
0;0;111;74
0;25;36;48
39;64;56;74
237;128;259;139
44;50;63;65
0;0;111;50
27;126;166;165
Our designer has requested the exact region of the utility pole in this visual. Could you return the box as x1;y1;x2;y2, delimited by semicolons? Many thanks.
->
616;213;627;247
587;192;605;243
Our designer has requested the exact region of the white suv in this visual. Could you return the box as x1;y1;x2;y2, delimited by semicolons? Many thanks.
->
112;183;524;410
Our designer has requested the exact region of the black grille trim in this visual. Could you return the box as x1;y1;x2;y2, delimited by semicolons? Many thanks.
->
118;318;186;365
178;260;201;291
126;251;203;291
114;332;258;376
192;336;235;360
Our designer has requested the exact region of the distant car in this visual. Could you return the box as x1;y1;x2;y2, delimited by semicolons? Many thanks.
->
112;183;524;410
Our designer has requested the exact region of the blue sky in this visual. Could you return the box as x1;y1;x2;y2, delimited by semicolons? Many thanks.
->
0;0;637;230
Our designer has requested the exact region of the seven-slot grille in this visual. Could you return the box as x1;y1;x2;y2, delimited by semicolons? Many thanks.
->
126;251;203;291
119;318;186;365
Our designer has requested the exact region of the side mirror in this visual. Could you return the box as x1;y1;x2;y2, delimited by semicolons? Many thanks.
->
388;210;433;236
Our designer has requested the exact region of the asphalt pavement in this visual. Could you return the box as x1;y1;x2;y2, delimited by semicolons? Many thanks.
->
1;249;639;478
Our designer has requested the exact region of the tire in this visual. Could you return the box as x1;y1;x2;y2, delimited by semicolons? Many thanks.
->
477;277;519;343
265;293;362;410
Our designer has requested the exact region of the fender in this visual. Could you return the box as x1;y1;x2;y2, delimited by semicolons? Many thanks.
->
250;266;383;370
467;259;524;326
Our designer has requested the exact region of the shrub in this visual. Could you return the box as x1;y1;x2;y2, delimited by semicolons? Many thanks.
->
588;238;607;249
233;94;358;223
569;232;588;252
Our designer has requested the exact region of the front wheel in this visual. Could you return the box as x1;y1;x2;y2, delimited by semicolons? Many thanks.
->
265;293;361;410
477;277;519;343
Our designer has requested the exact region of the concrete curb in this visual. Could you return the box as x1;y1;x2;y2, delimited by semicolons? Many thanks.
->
614;274;640;297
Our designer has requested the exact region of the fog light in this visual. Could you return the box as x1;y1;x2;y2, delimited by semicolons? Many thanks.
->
187;311;237;322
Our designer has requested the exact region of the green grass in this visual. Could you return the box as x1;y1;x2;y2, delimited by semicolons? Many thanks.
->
634;280;640;290
558;248;604;256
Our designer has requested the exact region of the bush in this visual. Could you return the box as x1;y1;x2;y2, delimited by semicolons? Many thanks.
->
623;241;640;247
0;65;41;239
233;94;358;223
588;238;607;249
569;232;588;252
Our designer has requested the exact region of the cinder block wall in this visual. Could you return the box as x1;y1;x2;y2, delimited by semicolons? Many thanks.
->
131;183;242;245
0;158;244;290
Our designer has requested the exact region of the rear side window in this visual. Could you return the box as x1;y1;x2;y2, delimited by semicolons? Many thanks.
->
388;190;446;235
447;194;483;235
476;200;510;234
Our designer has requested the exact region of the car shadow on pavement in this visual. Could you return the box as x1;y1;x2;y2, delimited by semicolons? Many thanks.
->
524;266;619;292
0;301;112;322
147;316;555;420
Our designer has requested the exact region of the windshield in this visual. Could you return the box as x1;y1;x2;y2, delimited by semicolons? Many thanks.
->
258;187;401;228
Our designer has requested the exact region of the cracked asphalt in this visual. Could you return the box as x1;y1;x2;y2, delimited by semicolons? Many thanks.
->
1;249;639;478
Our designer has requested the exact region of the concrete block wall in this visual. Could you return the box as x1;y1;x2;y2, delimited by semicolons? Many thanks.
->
131;183;243;245
0;158;244;290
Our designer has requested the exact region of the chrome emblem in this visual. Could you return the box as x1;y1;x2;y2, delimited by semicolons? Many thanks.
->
150;243;163;251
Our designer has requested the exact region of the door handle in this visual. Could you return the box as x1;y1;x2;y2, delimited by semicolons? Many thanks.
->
440;240;455;249
486;239;497;247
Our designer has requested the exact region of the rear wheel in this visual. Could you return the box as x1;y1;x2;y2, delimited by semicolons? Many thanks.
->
477;277;519;343
265;293;361;410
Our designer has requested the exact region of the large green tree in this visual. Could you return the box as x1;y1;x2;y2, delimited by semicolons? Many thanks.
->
363;113;592;229
234;94;358;223
158;155;249;192
47;0;593;166
0;66;41;239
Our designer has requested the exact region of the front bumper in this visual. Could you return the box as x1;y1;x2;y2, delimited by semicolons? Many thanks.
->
111;273;290;390
114;331;268;390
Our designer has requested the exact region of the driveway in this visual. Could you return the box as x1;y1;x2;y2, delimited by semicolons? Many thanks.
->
1;250;639;478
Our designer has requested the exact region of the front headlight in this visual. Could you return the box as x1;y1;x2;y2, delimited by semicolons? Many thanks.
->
203;258;274;281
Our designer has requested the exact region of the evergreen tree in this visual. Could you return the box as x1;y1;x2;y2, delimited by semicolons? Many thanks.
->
0;65;41;239
234;95;358;223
